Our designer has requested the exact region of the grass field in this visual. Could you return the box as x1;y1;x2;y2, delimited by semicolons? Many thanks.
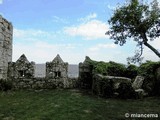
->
0;89;160;120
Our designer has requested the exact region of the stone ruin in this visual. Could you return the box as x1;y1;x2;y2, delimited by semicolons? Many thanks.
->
0;16;159;94
8;54;35;79
0;15;13;79
6;53;76;89
79;56;93;89
132;76;144;90
46;54;68;79
46;54;69;88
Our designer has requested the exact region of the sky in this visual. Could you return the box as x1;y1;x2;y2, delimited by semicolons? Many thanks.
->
0;0;160;64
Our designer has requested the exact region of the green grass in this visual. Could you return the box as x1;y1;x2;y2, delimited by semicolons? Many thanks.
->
0;89;160;120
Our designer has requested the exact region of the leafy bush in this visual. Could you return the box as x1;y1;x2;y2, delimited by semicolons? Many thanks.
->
117;82;137;99
92;61;127;77
92;61;109;75
106;61;126;76
0;79;13;91
125;64;138;79
138;61;160;95
138;61;160;79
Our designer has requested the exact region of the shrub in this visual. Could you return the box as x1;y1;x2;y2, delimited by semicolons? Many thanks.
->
0;79;13;91
117;82;137;99
92;61;127;77
138;61;160;95
125;64;138;79
106;61;126;76
138;61;160;79
92;61;109;75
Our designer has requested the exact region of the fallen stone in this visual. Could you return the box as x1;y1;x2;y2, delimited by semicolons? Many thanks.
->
135;89;148;98
132;76;144;90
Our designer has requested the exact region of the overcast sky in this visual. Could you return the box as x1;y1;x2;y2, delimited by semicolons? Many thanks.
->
0;0;159;64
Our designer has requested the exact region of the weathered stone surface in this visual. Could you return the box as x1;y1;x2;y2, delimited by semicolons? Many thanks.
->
132;76;144;90
79;56;93;72
0;15;13;79
46;54;68;78
79;56;93;89
8;54;35;79
135;89;148;98
46;54;69;88
93;74;131;90
92;74;132;98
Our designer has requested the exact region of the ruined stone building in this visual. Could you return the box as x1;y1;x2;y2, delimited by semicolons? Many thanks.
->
0;16;13;79
79;56;93;89
46;54;69;87
46;54;68;78
0;16;77;89
8;54;35;79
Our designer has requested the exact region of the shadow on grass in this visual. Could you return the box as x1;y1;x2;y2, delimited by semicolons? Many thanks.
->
0;89;159;120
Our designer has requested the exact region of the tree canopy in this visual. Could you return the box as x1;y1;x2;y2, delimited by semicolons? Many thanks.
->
106;0;160;63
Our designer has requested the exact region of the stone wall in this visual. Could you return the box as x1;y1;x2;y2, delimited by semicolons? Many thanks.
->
0;16;13;79
79;56;93;89
12;78;62;89
7;54;77;89
11;77;78;89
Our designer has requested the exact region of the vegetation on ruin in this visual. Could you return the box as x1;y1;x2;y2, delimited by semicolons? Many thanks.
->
0;89;160;120
138;61;160;95
85;57;138;79
80;57;160;97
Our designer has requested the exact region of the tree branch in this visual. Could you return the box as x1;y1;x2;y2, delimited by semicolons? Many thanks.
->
142;32;160;58
144;42;160;58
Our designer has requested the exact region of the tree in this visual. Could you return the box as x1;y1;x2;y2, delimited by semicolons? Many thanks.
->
106;0;160;63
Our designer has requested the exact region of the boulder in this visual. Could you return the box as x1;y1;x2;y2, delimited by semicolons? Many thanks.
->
92;74;132;98
117;82;137;99
132;76;144;90
106;75;131;89
93;74;131;89
135;89;148;98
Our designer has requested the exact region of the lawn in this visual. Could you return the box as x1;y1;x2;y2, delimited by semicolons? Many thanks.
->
0;89;160;120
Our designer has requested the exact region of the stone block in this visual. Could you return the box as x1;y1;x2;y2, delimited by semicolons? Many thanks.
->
135;89;148;98
132;76;144;90
8;54;35;79
0;33;4;40
29;81;34;85
0;16;12;79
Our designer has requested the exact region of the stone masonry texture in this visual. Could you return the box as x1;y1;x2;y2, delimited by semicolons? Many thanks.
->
0;15;13;79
